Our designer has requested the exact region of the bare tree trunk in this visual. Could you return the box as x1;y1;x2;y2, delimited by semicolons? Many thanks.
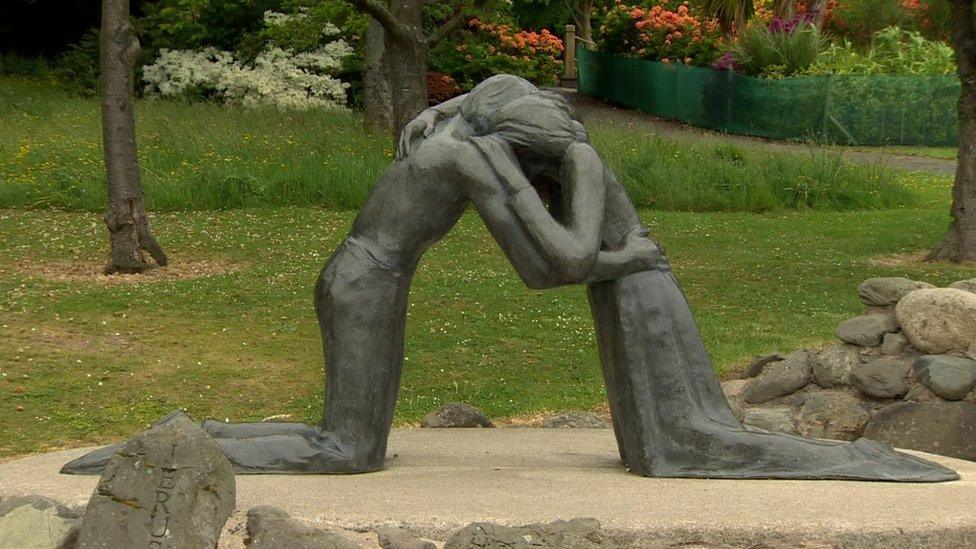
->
929;0;976;263
101;0;167;274
578;0;594;49
363;19;393;133
386;0;429;142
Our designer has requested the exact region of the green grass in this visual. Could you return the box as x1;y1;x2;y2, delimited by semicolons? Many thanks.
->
0;78;972;458
1;77;917;213
2;202;974;458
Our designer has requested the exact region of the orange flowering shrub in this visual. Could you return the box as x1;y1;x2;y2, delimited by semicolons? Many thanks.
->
428;17;564;92
598;1;723;66
426;72;462;105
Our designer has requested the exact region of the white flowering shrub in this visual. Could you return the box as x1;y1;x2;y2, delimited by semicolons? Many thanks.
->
142;18;352;110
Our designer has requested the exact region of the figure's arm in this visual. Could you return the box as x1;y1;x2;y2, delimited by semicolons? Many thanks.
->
584;228;667;284
396;94;468;160
470;137;606;283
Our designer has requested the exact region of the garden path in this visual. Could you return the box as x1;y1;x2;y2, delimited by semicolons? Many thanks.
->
566;91;958;175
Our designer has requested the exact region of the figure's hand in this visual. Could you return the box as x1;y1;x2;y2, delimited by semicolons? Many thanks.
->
625;228;665;271
396;110;439;160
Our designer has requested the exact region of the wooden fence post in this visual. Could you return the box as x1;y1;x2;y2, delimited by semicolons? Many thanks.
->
563;25;577;82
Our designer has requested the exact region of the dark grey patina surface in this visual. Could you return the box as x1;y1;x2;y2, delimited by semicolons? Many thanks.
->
64;75;957;482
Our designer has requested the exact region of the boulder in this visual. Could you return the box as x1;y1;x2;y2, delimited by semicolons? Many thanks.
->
0;496;80;549
812;344;859;388
836;314;898;347
904;383;940;402
852;357;912;399
420;402;493;428
895;288;976;354
864;401;976;461
948;278;976;294
857;277;933;306
720;379;750;399
721;379;749;420
375;525;436;549
246;506;360;549
742;406;796;433
913;355;976;401
444;518;610;549
75;411;235;549
539;411;609;429
880;332;909;356
738;353;784;379
797;391;871;441
742;351;811;404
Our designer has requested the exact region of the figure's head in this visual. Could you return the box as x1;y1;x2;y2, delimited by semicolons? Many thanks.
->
460;74;538;134
489;92;586;160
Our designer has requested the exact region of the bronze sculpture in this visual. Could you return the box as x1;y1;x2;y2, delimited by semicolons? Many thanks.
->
64;75;957;481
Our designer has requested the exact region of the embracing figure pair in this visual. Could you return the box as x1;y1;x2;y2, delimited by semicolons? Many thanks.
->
65;75;956;482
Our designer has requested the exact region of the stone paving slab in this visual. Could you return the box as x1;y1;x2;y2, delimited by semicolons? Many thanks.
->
2;428;975;547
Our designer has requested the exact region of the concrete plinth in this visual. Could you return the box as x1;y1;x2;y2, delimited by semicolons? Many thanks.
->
2;428;975;547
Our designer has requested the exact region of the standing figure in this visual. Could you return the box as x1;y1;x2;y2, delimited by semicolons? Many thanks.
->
64;76;957;482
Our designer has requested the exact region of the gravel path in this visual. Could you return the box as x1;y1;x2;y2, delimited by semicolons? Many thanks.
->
566;91;958;176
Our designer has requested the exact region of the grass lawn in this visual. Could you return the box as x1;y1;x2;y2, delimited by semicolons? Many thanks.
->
1;78;974;458
2;201;974;458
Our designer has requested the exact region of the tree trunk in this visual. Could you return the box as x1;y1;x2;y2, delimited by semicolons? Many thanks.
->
101;0;167;274
386;0;429;143
362;19;393;133
928;0;976;263
578;0;594;49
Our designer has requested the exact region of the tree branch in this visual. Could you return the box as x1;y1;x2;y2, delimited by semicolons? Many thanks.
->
348;0;410;43
428;7;467;47
427;0;488;47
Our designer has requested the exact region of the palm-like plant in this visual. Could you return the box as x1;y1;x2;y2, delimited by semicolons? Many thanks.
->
699;0;816;33
729;21;825;77
699;0;754;33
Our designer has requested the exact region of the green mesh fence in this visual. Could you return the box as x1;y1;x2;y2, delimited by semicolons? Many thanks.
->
577;48;961;146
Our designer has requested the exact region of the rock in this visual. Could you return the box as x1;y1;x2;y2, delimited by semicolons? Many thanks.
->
246;506;360;549
797;391;871;441
857;277;933;306
742;351;811;404
852;357;912;399
812;344;859;388
836;314;898;347
720;379;750;399
721;379;749;420
75;411;235;549
444;518;609;549
742;406;796;433
904;384;939;402
420;402;493;428
913;355;976;401
896;288;976;354
375;525;436;549
739;353;784;379
539;411;609;429
881;332;909;355
864;401;976;461
948;278;976;294
0;496;80;549
858;346;883;363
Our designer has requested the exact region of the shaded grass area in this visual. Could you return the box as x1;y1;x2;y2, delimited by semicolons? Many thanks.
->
2;77;916;213
2;198;974;457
